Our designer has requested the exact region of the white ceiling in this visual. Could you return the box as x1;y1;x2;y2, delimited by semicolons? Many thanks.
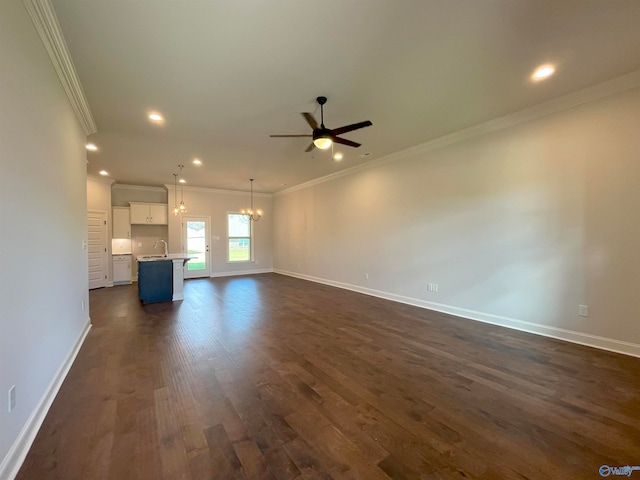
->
51;0;640;193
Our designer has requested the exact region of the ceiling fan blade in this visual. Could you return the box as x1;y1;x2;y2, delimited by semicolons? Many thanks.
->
333;137;361;148
301;113;319;130
305;142;315;152
270;134;312;137
331;120;373;136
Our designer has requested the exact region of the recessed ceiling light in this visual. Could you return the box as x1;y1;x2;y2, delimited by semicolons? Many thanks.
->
333;152;343;161
86;143;98;151
99;170;109;176
192;158;202;165
179;178;186;184
359;152;371;158
531;64;555;81
148;112;164;123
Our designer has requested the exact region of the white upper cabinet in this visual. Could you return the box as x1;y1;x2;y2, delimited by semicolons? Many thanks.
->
129;202;168;225
148;203;168;224
112;207;130;238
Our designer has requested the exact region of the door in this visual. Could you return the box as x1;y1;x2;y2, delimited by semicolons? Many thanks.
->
88;210;108;289
149;204;168;224
129;203;149;224
182;216;210;279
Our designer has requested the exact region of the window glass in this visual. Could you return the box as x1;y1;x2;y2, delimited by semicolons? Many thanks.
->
228;214;250;237
228;214;251;262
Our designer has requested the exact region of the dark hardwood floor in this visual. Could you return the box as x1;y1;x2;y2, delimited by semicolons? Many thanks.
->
16;273;640;479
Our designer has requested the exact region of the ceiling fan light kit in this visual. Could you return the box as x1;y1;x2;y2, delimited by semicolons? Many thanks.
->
271;96;372;153
313;135;332;150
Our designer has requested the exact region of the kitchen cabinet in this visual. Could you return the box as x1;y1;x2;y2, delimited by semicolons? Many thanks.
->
112;207;130;238
129;202;168;225
113;254;132;284
137;255;191;302
137;259;173;303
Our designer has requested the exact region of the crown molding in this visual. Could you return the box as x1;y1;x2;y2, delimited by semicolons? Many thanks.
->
23;0;97;135
112;183;166;193
164;184;272;198
87;174;115;185
276;70;640;197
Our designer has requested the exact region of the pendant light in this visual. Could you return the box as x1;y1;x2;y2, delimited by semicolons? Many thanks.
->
178;164;187;214
172;165;188;215
172;173;180;216
241;178;262;221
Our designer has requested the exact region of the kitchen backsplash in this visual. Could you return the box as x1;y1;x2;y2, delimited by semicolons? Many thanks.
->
112;238;132;254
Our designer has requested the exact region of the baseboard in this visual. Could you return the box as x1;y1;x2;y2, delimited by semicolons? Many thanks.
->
274;269;640;359
210;268;274;278
0;317;92;480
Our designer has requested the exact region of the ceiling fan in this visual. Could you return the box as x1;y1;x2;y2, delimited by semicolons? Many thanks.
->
270;96;372;152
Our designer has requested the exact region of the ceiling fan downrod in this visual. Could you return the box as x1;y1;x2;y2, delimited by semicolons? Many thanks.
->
317;96;327;127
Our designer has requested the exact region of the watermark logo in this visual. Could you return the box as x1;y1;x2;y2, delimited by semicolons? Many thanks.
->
599;465;640;477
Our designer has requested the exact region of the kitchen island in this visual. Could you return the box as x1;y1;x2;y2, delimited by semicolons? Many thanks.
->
137;254;192;304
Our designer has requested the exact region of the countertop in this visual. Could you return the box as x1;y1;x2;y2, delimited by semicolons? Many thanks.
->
136;254;195;262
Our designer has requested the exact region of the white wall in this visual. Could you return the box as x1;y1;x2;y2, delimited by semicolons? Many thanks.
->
111;183;167;206
0;0;90;477
273;84;640;356
167;186;273;276
87;175;114;211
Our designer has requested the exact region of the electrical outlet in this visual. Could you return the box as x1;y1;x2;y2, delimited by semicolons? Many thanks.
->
81;300;85;311
8;385;15;413
364;273;369;280
578;305;589;317
427;283;439;292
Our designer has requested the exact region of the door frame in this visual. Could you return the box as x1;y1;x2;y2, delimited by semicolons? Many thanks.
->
182;215;211;279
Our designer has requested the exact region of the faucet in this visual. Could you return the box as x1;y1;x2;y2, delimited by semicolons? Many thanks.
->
153;239;168;257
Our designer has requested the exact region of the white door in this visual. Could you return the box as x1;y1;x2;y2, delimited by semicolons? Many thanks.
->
182;216;210;279
88;210;108;289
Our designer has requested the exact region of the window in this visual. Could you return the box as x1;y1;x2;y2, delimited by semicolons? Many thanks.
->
228;213;251;262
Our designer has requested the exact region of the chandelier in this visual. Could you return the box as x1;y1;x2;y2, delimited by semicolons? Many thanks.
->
241;178;262;221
